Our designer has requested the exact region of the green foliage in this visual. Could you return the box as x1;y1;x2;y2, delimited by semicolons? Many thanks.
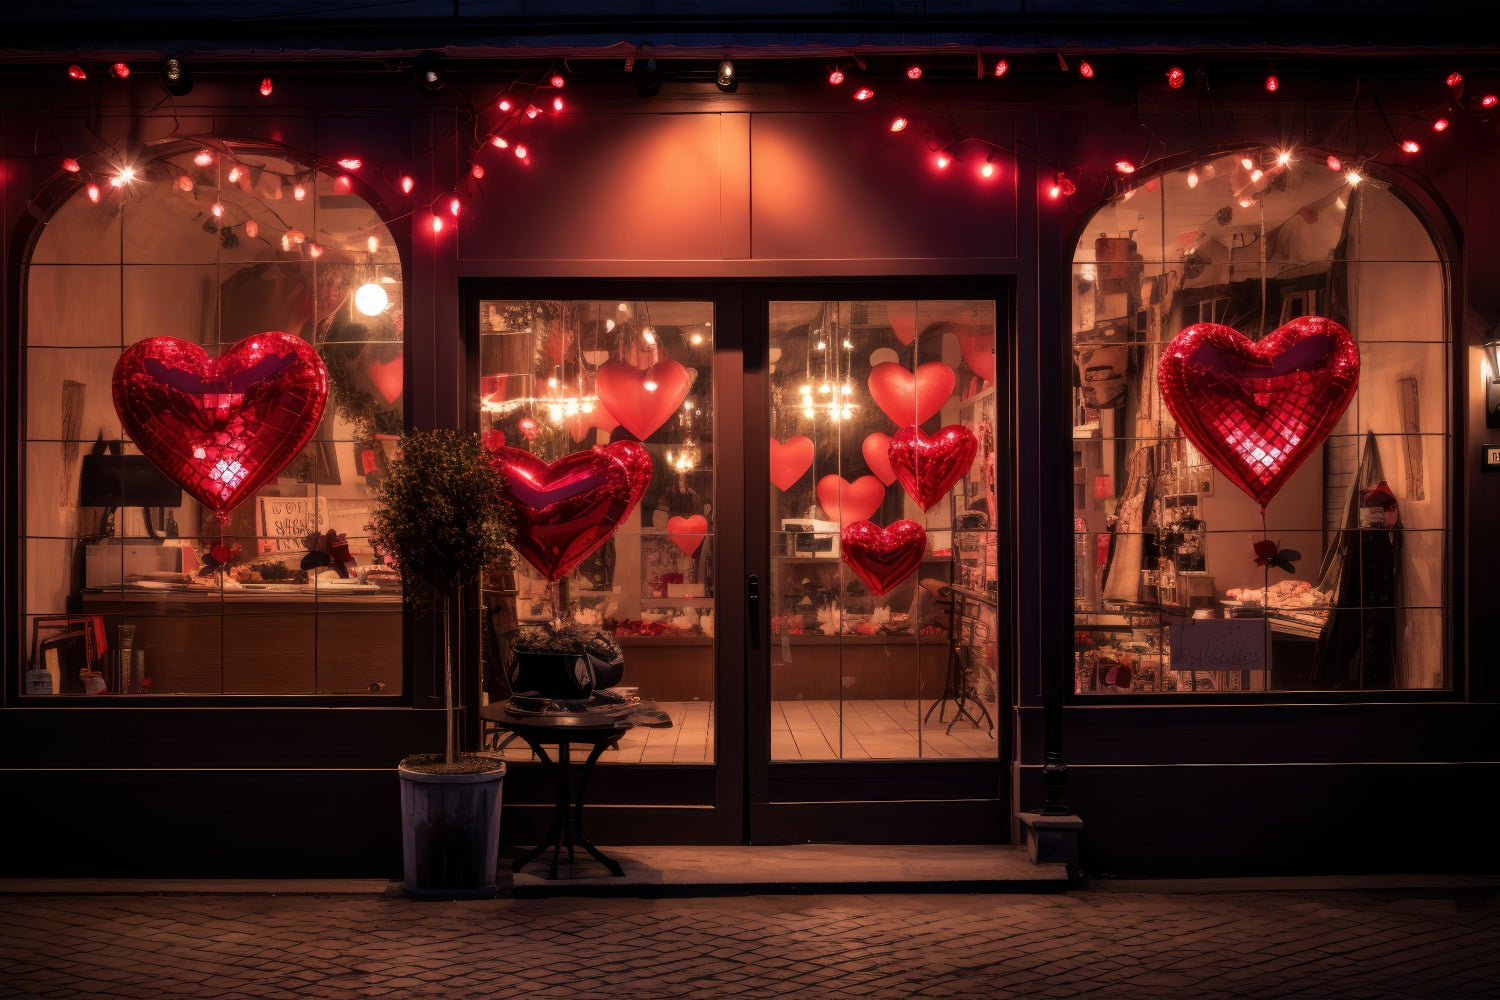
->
368;429;513;606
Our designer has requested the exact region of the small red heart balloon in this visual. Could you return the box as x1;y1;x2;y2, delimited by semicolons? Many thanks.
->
816;474;886;526
888;424;979;511
492;440;652;581
769;435;815;491
366;355;403;404
868;361;956;427
840;519;927;596
667;514;708;556
954;325;995;384
862;432;896;486
1158;316;1359;511
111;332;329;524
596;359;693;440
887;303;917;345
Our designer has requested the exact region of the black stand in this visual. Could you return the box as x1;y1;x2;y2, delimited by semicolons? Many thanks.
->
923;584;996;736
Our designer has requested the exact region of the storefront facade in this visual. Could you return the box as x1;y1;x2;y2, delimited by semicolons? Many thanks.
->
3;4;1497;878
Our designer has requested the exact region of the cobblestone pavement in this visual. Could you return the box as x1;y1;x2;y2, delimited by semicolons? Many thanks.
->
1;885;1497;999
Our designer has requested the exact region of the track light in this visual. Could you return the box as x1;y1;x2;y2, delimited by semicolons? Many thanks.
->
716;58;737;92
161;57;192;96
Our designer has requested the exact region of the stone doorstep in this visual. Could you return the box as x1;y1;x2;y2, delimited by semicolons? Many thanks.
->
1017;811;1085;869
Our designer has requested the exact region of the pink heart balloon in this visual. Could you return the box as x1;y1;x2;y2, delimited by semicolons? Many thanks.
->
1158;317;1359;511
491;440;652;581
367;355;404;404
840;519;927;596
111;332;328;524
596;359;693;440
667;514;708;556
862;432;896;486
816;474;886;526
868;362;956;427
888;424;979;511
769;435;815;492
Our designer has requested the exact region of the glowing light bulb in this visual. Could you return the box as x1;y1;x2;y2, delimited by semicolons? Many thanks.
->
1483;94;1497;108
525;105;541;119
1326;154;1343;171
980;161;996;178
110;62;130;79
854;87;874;101
194;149;214;166
293;184;306;201
1238;196;1254;208
1241;157;1254;170
471;164;485;179
431;215;444;234
280;234;291;252
244;220;258;239
690;332;704;345
334;174;353;194
400;175;415;194
86;184;100;203
211;201;224;218
1048;181;1061;199
1276;150;1293;166
514;144;528;160
993;60;1008;77
1345;169;1363;185
1187;168;1200;188
337;158;362;170
61;158;80;173
260;77;273;96
799;384;811;395
906;65;922;80
1079;61;1095;78
1114;161;1135;174
548;403;563;423
1167;67;1185;89
354;283;389;316
1265;74;1279;92
935;152;952;169
816;339;826;350
643;327;656;345
552;96;564;112
308;243;322;258
367;235;379;252
828;68;845;85
1250;168;1264;182
228;165;243;183
1433;118;1450;132
644;379;658;392
498;98;513;112
1401;139;1420;154
1447;72;1464;88
550;73;565;89
491;135;509;148
803;406;815;418
890;117;908;132
110;166;136;187
67;65;86;80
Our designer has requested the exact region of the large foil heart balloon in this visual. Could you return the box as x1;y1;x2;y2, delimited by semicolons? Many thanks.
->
596;359;693;440
840;519;927;596
769;435;814;492
1158;317;1359;511
111;332;328;523
816;474;886;526
492;440;652;581
868;362;956;427
888;424;979;511
668;514;708;556
862;432;897;486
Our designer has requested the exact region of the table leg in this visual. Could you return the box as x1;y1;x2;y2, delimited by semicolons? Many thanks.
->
571;740;624;877
510;741;563;874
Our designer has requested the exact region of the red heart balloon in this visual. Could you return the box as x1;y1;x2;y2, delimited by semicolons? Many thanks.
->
492;440;653;581
564;404;620;444
954;325;995;384
816;474;886;526
888;424;979;511
862;432;896;486
1158;316;1359;511
887;303;917;345
367;355;403;404
595;359;693;440
667;514;708;556
868;362;956;427
769;435;814;492
111;332;328;524
840;519;927;596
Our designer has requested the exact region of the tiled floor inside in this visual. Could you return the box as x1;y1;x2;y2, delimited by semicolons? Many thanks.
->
486;699;1000;763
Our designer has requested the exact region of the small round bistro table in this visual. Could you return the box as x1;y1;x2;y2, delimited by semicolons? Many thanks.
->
480;701;654;879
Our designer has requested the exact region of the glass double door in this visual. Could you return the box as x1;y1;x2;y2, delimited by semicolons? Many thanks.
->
470;279;1008;845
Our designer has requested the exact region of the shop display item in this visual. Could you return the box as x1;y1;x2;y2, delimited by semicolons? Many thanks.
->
867;361;956;426
839;518;927;596
815;474;886;526
888;424;979;512
769;435;815;491
491;440;652;581
667;514;708;556
595;358;693;440
861;432;897;485
1156;316;1359;511
111;332;329;523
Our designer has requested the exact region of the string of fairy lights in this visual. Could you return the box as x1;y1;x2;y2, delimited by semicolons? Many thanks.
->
33;53;1497;263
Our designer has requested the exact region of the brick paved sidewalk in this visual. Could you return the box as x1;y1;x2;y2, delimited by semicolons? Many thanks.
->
3;883;1498;999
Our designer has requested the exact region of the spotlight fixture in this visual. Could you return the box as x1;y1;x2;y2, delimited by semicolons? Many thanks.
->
412;53;445;93
161;57;192;95
716;58;737;92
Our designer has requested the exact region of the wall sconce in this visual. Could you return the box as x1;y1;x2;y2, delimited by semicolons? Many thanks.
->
160;57;192;96
1485;337;1500;427
716;58;737;93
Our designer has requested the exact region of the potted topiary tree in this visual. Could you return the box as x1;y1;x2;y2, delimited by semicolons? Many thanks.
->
369;428;513;899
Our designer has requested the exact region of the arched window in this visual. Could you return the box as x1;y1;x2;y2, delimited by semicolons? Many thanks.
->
23;143;405;697
1070;150;1448;694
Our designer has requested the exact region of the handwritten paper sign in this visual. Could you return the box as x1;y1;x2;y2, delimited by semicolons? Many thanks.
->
1169;620;1267;672
257;496;328;554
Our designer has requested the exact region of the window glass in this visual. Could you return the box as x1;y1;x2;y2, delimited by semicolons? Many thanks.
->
1072;152;1448;694
23;146;404;697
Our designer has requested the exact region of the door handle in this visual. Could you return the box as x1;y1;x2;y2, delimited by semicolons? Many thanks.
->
747;574;760;648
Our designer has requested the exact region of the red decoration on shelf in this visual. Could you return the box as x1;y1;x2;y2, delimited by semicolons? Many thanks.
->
1157;317;1360;511
887;424;979;511
491;440;652;581
861;432;896;485
769;435;815;491
111;333;328;523
867;361;955;426
816;474;886;526
667;514;709;556
840;519;927;596
595;358;693;440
